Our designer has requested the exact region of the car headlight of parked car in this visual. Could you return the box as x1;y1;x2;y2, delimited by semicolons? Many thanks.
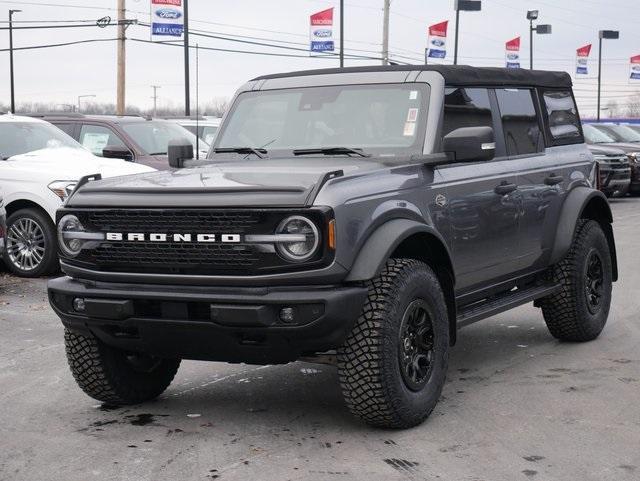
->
48;181;78;201
57;214;104;257
626;152;640;164
275;215;320;262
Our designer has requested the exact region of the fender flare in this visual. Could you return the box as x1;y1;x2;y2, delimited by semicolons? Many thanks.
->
550;187;618;280
345;218;453;282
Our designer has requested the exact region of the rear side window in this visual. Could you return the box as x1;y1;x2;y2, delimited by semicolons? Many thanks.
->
496;88;543;156
442;88;493;137
543;90;582;144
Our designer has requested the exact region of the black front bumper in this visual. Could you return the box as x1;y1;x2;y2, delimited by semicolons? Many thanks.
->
48;277;367;364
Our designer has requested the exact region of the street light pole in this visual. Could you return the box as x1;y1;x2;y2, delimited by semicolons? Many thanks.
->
453;1;481;66
8;9;21;113
597;30;620;122
339;0;344;68
184;0;190;116
529;18;534;70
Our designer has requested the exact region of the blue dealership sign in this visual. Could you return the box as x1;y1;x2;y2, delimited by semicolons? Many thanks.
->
152;22;184;37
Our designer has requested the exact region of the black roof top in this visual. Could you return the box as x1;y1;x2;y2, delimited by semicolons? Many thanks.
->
253;65;572;88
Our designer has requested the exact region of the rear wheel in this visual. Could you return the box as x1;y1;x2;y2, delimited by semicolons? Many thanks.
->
65;329;180;405
539;220;613;342
337;259;449;428
3;208;58;277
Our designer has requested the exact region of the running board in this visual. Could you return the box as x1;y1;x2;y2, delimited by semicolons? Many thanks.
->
456;283;561;328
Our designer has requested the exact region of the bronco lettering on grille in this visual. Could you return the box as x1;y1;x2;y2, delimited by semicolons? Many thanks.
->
105;233;242;243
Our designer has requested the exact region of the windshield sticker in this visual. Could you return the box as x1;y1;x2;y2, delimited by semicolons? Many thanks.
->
409;90;418;100
407;108;419;122
403;122;416;137
81;133;110;154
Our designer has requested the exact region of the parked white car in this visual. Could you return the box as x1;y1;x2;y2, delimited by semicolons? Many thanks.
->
0;114;155;277
164;116;221;145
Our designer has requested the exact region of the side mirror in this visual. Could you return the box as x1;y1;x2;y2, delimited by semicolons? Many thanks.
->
442;126;495;162
102;145;134;161
168;139;194;168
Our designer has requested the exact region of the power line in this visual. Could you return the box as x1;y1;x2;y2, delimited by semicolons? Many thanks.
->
0;37;118;52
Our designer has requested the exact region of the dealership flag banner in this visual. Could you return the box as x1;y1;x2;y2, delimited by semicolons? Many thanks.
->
150;0;184;41
310;8;334;55
576;44;592;76
427;21;448;59
630;55;640;81
505;37;521;69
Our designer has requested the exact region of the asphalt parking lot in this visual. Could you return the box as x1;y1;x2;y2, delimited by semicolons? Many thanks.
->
0;199;639;481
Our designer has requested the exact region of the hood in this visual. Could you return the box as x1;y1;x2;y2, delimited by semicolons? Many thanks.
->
586;144;627;156
7;147;155;179
67;156;386;208
588;142;640;154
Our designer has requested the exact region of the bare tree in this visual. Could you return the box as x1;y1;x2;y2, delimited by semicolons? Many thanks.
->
605;100;620;118
625;92;640;118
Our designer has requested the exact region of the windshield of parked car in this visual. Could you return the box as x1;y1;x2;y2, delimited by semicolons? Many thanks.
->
121;121;210;156
214;84;429;158
582;124;616;144
0;121;84;159
591;124;640;143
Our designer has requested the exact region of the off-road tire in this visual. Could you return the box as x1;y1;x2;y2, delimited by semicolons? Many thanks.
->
337;259;449;429
3;208;58;277
65;329;180;405
540;220;613;342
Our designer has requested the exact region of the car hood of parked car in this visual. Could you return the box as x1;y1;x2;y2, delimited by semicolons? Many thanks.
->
589;142;640;154
4;147;155;178
586;144;628;156
65;156;391;208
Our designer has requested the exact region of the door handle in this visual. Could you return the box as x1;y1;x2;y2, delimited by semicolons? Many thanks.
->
494;182;518;195
544;174;564;186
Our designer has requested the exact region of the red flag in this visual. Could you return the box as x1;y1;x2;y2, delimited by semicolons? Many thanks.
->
310;8;334;26
506;37;521;51
428;21;448;37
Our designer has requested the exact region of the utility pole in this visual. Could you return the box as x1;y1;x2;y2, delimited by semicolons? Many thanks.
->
116;0;126;115
382;0;390;65
8;9;21;113
151;85;161;117
184;0;190;116
339;0;344;68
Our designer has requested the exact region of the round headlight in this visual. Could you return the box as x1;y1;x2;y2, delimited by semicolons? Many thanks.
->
57;214;84;257
276;216;320;262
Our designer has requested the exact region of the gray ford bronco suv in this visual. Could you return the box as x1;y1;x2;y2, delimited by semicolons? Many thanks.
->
49;65;617;428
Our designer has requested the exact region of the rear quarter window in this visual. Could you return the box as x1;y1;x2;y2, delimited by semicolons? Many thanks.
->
542;90;583;145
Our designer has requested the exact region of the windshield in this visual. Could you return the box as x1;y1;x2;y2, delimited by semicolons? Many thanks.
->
583;124;615;144
592;124;640;143
121;121;210;155
0;121;84;158
214;84;429;157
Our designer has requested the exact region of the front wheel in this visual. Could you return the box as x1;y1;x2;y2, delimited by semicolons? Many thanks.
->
337;259;450;428
539;220;613;342
65;329;180;405
3;208;58;277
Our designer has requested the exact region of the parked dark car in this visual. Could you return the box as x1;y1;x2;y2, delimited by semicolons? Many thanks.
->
583;123;640;194
29;114;209;171
585;143;631;197
49;66;617;429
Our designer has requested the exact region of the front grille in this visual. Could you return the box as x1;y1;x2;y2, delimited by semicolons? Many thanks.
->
87;210;261;233
67;208;331;276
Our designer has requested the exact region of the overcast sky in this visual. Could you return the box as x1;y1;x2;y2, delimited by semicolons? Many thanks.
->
0;0;638;116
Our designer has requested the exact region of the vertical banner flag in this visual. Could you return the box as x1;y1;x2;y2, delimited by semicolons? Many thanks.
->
630;55;640;81
576;44;592;75
427;21;448;59
310;8;334;54
150;0;184;41
505;37;521;69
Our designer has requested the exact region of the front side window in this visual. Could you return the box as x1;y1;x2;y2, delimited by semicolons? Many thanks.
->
496;88;543;156
121;121;210;155
0;122;84;159
442;87;493;137
79;124;126;156
215;84;429;158
543;90;582;143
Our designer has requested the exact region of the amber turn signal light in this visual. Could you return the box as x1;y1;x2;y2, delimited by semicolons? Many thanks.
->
328;219;336;250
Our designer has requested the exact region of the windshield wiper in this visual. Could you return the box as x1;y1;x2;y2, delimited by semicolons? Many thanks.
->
213;147;267;159
293;147;371;158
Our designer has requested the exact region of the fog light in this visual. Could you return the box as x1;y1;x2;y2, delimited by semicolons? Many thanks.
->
73;298;86;312
279;307;296;324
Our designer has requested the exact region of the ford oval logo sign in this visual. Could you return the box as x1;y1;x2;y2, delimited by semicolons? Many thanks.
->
507;53;519;60
431;39;445;47
156;8;182;20
313;29;332;38
632;65;640;72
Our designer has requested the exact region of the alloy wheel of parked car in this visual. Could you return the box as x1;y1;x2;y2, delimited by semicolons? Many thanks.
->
3;209;58;277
